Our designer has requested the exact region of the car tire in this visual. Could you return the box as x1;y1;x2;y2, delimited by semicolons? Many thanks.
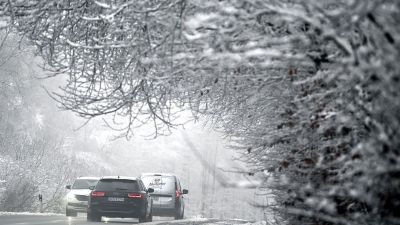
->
174;205;184;220
87;212;101;222
174;210;182;220
86;212;93;222
66;208;77;217
94;214;102;222
138;214;147;223
147;210;153;222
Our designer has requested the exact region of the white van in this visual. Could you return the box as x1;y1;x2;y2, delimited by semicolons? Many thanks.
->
140;173;188;219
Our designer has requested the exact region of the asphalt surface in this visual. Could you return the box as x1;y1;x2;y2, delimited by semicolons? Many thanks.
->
0;214;149;225
0;214;253;225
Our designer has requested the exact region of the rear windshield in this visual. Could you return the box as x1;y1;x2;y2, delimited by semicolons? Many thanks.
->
141;176;176;192
95;179;139;191
72;179;98;189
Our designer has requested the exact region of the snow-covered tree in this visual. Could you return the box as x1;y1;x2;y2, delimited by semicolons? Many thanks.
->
182;1;400;224
0;31;112;213
2;0;193;138
183;1;400;224
1;0;399;224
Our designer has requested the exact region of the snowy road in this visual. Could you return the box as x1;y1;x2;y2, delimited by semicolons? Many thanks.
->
0;213;261;225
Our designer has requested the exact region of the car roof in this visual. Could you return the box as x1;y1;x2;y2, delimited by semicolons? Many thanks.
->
100;176;138;181
76;176;100;180
140;173;176;177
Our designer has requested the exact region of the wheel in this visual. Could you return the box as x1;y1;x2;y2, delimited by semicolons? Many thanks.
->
180;208;184;219
87;212;101;222
86;213;93;222
174;204;184;220
147;210;153;222
138;214;147;223
66;208;77;217
174;210;182;220
94;214;102;222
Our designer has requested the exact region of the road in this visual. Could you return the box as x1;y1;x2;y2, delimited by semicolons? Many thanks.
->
0;213;257;225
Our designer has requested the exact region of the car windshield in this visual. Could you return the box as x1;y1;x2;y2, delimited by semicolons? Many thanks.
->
95;179;139;191
72;179;98;189
141;176;175;192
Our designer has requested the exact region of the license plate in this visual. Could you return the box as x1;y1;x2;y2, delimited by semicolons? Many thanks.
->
152;196;159;201
160;197;172;202
108;197;124;202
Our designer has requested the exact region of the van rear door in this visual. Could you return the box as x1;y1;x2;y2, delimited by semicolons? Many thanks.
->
141;175;175;209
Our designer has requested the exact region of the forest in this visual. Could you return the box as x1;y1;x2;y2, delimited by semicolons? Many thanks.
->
1;1;399;224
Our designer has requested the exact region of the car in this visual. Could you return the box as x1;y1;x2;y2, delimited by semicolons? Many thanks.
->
87;176;154;223
140;173;188;219
65;177;99;217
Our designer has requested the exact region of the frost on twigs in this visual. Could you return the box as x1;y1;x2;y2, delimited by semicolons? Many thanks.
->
2;0;400;224
179;1;400;224
3;0;190;138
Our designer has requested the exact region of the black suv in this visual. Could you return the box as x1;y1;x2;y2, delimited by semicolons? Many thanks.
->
87;176;154;223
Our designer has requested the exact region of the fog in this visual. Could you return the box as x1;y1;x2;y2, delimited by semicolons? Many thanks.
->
0;34;263;220
1;1;399;224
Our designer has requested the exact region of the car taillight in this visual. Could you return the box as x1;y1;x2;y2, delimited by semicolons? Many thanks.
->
128;193;143;199
175;190;181;198
91;191;105;197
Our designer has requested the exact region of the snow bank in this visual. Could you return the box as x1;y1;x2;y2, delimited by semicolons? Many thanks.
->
154;217;266;225
0;211;63;216
242;221;267;225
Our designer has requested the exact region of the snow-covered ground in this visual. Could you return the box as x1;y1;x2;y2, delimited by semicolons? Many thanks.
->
147;217;266;225
0;212;64;216
0;212;266;225
0;211;63;216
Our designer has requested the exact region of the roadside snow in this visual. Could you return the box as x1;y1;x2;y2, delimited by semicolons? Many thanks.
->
0;212;63;216
242;221;267;225
149;217;266;225
0;212;266;225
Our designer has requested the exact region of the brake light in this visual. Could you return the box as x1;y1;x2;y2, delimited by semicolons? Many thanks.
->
175;190;181;198
128;193;143;199
91;191;105;197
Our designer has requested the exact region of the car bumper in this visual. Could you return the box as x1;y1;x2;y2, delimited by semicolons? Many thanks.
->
67;202;88;212
152;206;176;217
89;205;144;218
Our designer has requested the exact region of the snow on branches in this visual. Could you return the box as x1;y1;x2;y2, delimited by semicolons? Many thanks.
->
2;0;399;224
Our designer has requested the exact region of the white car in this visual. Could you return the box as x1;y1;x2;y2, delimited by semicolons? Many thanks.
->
65;177;99;217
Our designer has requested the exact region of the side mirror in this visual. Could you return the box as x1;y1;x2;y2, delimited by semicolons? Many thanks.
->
147;188;154;193
65;185;71;190
89;186;95;190
182;189;188;194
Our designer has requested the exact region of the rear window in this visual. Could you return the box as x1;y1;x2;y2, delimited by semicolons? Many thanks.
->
141;176;176;192
72;179;98;189
95;179;139;191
